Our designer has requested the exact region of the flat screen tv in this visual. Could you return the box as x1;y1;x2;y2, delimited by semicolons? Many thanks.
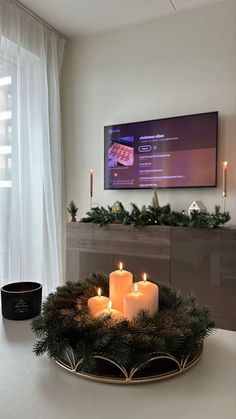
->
104;111;218;190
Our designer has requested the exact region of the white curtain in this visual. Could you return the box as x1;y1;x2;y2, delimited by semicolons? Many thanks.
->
0;0;65;293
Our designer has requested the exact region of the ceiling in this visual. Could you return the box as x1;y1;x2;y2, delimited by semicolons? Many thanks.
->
19;0;222;38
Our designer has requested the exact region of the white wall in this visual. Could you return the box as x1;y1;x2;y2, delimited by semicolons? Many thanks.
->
62;0;236;225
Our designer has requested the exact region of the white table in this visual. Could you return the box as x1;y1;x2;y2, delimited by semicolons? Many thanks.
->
0;318;235;419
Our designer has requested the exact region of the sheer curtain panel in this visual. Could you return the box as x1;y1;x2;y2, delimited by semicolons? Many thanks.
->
0;0;65;293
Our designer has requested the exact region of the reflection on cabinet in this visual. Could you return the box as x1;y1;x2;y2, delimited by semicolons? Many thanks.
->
171;227;236;331
66;223;236;331
67;223;170;284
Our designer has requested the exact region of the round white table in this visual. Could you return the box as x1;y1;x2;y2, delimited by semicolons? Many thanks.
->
0;318;235;419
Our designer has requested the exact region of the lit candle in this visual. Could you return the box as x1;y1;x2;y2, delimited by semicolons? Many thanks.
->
123;283;150;321
87;288;110;317
137;273;159;316
95;299;124;320
223;161;228;197
90;168;93;198
109;262;133;312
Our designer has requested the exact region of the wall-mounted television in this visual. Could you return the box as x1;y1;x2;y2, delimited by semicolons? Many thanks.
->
104;111;218;190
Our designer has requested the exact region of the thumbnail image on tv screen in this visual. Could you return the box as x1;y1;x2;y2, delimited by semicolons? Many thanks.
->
104;112;218;190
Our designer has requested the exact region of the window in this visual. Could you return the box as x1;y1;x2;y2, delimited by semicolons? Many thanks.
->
0;70;13;188
0;2;64;291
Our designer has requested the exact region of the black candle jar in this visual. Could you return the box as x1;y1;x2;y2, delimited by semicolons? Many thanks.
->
1;281;42;320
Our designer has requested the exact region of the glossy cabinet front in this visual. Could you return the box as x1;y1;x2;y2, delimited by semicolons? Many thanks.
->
66;223;236;330
171;227;236;331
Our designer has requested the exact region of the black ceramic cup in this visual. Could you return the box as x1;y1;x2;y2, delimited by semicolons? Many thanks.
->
1;281;42;320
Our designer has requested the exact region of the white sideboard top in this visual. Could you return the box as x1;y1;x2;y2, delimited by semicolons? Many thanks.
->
0;316;236;419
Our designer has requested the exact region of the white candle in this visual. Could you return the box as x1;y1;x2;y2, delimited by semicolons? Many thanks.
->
95;300;124;320
87;288;110;317
90;168;93;198
137;273;159;316
109;262;133;312
123;283;150;321
223;161;228;198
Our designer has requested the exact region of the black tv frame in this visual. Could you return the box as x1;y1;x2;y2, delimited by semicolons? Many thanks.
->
104;111;218;190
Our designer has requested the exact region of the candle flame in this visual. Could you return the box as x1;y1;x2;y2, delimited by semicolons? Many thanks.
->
223;161;228;169
97;288;101;298
143;273;147;282
90;168;93;174
119;262;123;271
134;283;138;293
108;300;112;312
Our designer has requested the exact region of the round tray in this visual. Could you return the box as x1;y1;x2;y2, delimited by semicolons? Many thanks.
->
54;346;202;384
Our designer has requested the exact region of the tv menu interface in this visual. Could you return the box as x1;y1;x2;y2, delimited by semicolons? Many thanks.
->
104;112;217;190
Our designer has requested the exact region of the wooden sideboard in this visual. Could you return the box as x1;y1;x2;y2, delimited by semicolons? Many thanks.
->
66;223;236;331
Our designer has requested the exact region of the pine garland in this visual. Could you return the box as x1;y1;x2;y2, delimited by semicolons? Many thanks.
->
80;203;230;229
32;272;215;374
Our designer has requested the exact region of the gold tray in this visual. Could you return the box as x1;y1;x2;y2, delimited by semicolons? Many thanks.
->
54;346;202;384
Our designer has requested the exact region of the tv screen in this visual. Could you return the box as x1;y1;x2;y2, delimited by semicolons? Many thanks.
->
104;112;218;190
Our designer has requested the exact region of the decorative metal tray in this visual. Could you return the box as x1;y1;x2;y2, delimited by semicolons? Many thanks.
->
54;346;202;384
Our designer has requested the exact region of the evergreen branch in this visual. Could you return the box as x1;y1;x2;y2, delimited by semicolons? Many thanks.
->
80;202;230;229
32;272;215;374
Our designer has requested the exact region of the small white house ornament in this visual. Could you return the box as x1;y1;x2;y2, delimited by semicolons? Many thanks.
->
111;200;122;213
188;200;207;216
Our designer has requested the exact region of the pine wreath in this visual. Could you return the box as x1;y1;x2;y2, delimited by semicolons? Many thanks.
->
32;272;215;375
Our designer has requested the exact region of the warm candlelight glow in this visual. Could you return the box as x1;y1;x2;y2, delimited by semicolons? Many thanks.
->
222;161;228;198
108;300;112;312
95;298;123;319
124;282;150;320
110;264;133;312
88;289;109;317
137;276;159;316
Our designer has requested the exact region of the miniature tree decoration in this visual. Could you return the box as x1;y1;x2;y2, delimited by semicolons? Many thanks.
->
151;189;160;208
67;200;78;222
